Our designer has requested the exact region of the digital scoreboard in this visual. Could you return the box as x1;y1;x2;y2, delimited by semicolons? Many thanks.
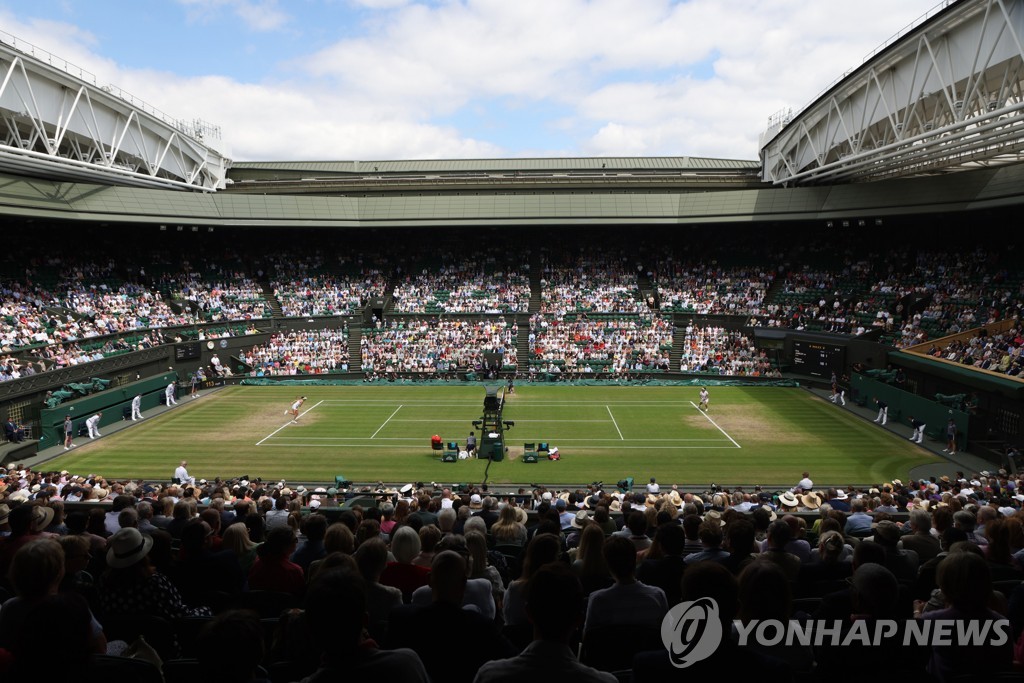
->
793;340;846;378
174;341;201;361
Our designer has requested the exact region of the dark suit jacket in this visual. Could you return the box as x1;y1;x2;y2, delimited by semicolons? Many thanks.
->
386;601;513;683
900;532;941;563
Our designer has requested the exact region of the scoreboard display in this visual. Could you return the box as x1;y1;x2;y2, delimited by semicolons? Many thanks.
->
793;340;846;378
175;341;201;361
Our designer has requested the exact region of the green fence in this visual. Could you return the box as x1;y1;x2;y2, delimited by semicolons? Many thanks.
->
37;371;179;450
851;374;969;444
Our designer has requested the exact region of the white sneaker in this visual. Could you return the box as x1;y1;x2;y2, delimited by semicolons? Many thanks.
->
64;446;69;450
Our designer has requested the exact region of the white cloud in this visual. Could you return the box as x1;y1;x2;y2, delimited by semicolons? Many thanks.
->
176;0;290;32
0;1;941;161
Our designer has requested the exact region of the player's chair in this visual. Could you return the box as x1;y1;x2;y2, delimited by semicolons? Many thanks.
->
442;441;459;463
522;442;538;464
538;442;551;459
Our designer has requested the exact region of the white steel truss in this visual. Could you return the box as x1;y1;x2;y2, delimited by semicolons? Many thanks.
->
761;0;1024;185
0;35;230;191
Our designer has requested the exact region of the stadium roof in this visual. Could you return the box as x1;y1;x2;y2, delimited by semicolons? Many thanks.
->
2;162;1023;227
230;157;760;173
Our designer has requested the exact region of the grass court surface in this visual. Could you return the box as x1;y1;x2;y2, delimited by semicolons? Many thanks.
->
44;384;940;487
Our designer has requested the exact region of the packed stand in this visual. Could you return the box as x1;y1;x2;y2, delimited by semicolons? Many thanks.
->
240;328;351;375
1;463;1024;680
677;324;775;375
529;315;671;373
655;259;775;315
924;324;1024;376
539;249;647;315
270;254;389;317
164;258;271;322
392;251;530;314
361;318;517;374
56;260;193;333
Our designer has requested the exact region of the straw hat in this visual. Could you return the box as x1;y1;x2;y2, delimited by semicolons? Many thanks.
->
32;505;55;530
778;491;799;508
571;510;590;529
801;492;822;510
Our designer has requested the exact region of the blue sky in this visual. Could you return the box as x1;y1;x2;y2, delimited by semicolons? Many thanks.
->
0;0;941;161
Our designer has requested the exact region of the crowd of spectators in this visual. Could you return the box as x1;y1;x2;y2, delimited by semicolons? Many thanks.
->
270;255;389;318
392;253;530;314
56;261;193;334
925;325;1023;376
360;318;517;374
528;315;671;373
240;328;351;376
2;238;1024;388
1;464;1023;679
654;259;775;316
539;250;646;315
678;324;777;376
164;259;270;322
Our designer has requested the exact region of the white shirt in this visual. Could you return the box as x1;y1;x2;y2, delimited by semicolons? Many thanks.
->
166;383;175;395
798;477;814;490
132;395;141;408
174;465;191;483
86;414;100;427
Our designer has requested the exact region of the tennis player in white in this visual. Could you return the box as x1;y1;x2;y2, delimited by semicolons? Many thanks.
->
287;396;307;423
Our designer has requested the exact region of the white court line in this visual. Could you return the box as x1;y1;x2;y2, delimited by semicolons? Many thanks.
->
606;405;624;440
388;419;611;423
259;442;741;450
316;401;703;406
370;405;403;439
255;399;324;446
263;436;727;442
689;401;741;448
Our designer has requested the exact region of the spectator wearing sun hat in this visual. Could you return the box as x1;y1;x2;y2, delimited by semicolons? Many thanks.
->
98;526;211;623
777;491;800;512
827;488;851;512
